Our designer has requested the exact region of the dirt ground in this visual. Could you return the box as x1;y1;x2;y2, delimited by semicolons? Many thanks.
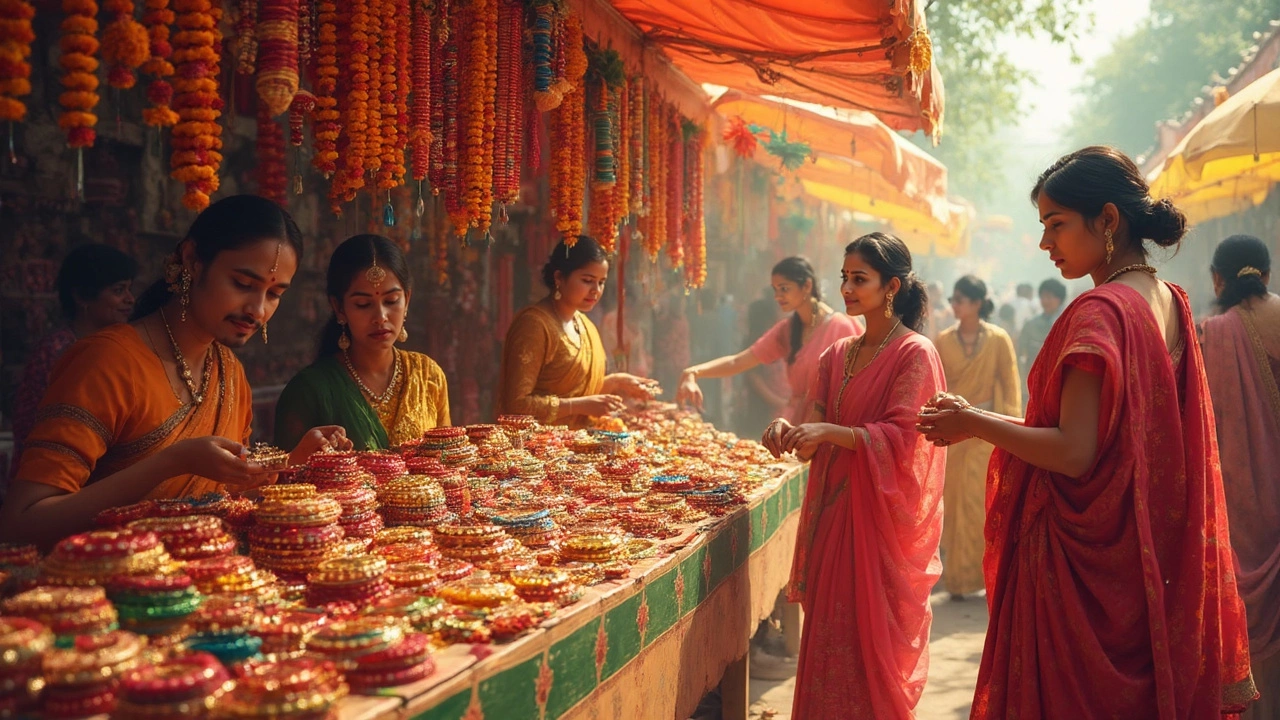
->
746;592;990;720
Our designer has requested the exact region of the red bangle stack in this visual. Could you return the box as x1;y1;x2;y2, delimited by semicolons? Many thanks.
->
115;650;231;717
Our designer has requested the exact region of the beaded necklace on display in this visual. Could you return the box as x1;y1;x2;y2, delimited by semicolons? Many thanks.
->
343;348;403;407
834;320;901;419
159;309;211;406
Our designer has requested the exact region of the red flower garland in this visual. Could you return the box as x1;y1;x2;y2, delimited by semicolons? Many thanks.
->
141;0;178;127
256;0;299;117
683;128;706;288
428;1;449;194
102;0;149;90
665;109;684;268
288;89;314;147
256;103;286;205
408;0;431;181
310;0;338;176
0;0;35;122
493;0;522;205
59;0;100;148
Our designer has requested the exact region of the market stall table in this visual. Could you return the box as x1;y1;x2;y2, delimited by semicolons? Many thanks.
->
334;461;807;720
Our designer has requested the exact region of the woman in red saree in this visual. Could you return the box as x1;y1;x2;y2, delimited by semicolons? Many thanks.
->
919;146;1255;718
764;233;946;719
1200;234;1279;720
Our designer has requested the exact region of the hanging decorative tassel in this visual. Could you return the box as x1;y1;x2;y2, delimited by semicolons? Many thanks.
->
383;191;396;226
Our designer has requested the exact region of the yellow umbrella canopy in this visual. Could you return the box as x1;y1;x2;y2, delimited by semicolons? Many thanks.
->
1150;67;1280;224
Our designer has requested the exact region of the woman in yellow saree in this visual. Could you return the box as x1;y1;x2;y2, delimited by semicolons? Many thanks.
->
275;235;450;450
935;275;1021;599
499;236;655;427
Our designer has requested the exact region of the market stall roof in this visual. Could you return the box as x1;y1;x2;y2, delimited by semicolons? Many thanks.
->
1149;67;1280;224
582;0;942;138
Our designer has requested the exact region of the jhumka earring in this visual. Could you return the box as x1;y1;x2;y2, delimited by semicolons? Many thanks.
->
884;292;895;318
398;314;408;343
554;285;562;301
810;297;819;328
262;322;268;344
165;260;192;322
1104;229;1115;265
337;319;351;351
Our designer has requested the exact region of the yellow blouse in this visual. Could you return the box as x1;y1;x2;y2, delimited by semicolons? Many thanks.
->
498;304;605;427
379;351;451;446
936;321;1022;416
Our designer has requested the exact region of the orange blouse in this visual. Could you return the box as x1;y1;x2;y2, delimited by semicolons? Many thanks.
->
15;324;253;500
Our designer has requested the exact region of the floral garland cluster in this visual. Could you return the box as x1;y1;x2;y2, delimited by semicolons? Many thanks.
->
232;0;258;74
331;0;371;210
613;84;630;226
102;0;149;90
310;0;338;176
452;0;496;236
548;12;586;245
375;0;409;190
665;108;684;268
256;104;286;205
0;0;35;122
492;0;522;205
530;1;558;111
363;0;384;180
170;0;224;210
627;77;644;214
256;0;299;116
683;125;706;288
427;2;451;194
288;89;314;193
641;93;666;261
140;0;178;127
59;0;100;148
408;0;432;181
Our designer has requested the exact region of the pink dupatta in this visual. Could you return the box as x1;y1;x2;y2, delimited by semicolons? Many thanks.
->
788;333;947;719
1201;306;1280;663
751;313;861;424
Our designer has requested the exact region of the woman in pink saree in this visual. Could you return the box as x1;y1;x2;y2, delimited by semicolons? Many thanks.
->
676;256;861;426
764;233;946;719
1201;234;1280;720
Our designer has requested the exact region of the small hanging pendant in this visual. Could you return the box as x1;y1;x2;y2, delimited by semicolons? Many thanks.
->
293;174;303;195
410;226;422;242
7;122;15;164
498;204;509;225
383;200;396;227
75;148;85;201
415;181;426;218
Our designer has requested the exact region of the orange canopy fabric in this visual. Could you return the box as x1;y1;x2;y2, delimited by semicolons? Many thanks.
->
601;0;942;137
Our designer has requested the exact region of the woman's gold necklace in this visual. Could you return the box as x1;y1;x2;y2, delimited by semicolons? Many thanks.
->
834;320;902;418
159;309;211;405
343;348;403;407
1104;263;1158;285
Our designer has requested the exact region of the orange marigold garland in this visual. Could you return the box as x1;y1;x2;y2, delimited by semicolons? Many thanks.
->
141;0;178;127
389;0;410;187
310;0;338;176
408;0;431;182
101;0;149;90
333;0;371;207
683;127;706;288
0;0;35;123
428;1;450;194
548;12;586;245
613;82;630;225
642;96;665;261
453;0;496;236
665;109;684;269
59;0;100;149
587;81;617;253
256;102;286;205
170;0;223;210
256;0;299;116
373;0;403;191
362;0;383;177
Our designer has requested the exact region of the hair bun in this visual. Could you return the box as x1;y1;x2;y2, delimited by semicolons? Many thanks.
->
1139;197;1189;247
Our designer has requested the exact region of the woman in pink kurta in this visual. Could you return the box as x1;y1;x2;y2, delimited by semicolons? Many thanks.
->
677;256;861;427
765;233;946;719
1201;234;1280;720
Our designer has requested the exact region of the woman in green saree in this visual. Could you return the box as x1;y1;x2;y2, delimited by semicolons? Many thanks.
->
275;235;450;450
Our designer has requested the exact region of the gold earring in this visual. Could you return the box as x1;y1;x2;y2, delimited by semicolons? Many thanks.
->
1104;229;1115;265
554;285;562;301
398;315;408;343
179;269;191;322
262;322;268;344
337;320;350;351
810;297;819;328
884;292;895;319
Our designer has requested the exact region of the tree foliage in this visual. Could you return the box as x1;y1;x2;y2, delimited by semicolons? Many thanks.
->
1070;0;1280;157
922;0;1091;201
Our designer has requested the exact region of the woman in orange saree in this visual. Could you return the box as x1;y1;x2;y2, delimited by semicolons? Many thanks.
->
919;147;1255;718
1201;234;1280;720
764;233;946;719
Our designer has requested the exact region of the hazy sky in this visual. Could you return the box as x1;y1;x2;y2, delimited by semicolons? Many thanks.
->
1002;0;1152;155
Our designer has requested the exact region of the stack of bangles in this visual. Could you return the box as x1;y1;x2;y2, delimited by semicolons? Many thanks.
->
2;586;118;638
129;515;237;561
251;607;328;657
0;543;41;592
299;451;361;487
490;509;563;550
307;555;392;606
364;593;449;633
436;571;516;609
41;630;146;718
374;540;442;566
115;650;232;717
377;476;451;527
437;473;473;516
246;443;290;472
220;658;348;718
185;555;279;603
344;630;436;692
433;519;515;564
508;568;583;607
560;531;629;564
94;501;156;529
106;573;203;638
41;530;173;587
186;595;263;664
0;617;53;716
356;452;408;485
557;562;606;588
621;509;678;539
305;617;405;668
330;484;383;542
250;487;345;580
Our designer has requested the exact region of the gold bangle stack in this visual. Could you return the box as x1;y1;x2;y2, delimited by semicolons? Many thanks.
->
437;572;516;609
2;586;119;638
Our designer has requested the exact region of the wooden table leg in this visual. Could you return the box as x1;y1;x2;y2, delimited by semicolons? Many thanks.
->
720;650;749;720
782;601;803;657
